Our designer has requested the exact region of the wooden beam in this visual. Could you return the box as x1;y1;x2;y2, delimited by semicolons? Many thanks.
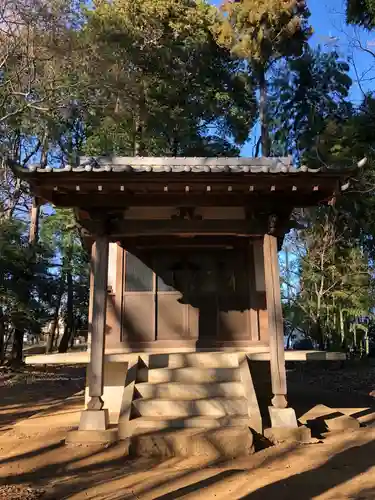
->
81;218;268;238
119;235;251;250
263;234;287;409
48;191;335;210
87;236;109;409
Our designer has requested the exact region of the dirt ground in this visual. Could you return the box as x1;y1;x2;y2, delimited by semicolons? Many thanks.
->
2;362;375;499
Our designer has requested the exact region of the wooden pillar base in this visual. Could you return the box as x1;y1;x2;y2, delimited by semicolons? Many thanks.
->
87;396;104;411
271;394;288;409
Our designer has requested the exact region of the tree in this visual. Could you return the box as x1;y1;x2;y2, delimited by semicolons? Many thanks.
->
347;0;375;29
0;0;82;160
215;0;311;155
282;208;373;350
40;209;89;354
0;217;55;362
78;0;256;157
268;47;353;164
0;0;88;362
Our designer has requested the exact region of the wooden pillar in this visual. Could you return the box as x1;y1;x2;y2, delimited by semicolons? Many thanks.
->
87;235;109;410
249;242;259;341
263;234;287;409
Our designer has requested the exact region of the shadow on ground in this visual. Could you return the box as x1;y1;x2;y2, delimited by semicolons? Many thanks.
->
2;364;375;498
0;365;85;431
0;428;375;499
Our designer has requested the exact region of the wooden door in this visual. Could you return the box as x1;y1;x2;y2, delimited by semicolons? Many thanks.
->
153;249;251;344
121;248;252;346
217;250;251;341
154;253;199;341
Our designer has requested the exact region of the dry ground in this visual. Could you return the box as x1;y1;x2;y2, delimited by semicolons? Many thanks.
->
1;362;375;499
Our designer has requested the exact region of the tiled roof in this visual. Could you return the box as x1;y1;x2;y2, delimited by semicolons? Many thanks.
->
23;156;325;174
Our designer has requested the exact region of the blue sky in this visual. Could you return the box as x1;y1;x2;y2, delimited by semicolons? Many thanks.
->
308;0;374;99
211;0;375;156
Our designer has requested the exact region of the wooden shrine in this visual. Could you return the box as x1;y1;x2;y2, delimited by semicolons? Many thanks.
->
14;156;352;449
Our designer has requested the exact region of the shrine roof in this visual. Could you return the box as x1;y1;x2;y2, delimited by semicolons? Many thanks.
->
9;156;355;211
13;156;347;175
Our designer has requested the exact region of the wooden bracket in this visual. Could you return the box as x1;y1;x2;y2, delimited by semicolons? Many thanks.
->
267;214;278;235
171;207;202;221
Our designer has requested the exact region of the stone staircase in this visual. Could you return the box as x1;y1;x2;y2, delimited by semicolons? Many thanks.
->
118;352;261;457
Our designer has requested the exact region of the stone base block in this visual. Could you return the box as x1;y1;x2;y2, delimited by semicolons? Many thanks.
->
299;404;340;425
324;414;360;432
79;409;109;431
269;407;298;429
130;426;255;458
299;405;360;434
65;428;119;445
264;425;312;444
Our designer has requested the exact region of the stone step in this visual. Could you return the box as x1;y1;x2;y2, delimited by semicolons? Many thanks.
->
119;415;251;438
137;367;241;384
135;382;245;400
132;397;248;418
147;352;239;369
129;426;254;458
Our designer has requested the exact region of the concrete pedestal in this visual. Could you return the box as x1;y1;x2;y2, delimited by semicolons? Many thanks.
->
269;406;298;429
264;426;312;444
65;409;118;445
65;428;119;445
79;409;109;431
265;406;312;443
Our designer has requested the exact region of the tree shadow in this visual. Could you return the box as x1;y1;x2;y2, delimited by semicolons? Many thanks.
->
151;470;245;499
0;365;85;430
0;418;293;500
239;439;375;499
3;419;374;500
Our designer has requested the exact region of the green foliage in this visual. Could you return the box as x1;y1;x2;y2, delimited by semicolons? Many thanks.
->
0;218;54;337
283;208;373;349
347;0;375;28
215;0;311;70
79;0;257;156
40;209;90;331
269;47;353;163
214;0;311;155
1;0;375;360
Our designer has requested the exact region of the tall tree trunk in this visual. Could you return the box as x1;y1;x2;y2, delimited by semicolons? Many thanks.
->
46;320;57;354
0;307;5;364
134;115;143;156
70;320;77;349
258;66;270;157
316;318;325;350
46;278;64;354
286;332;294;350
11;328;24;363
29;198;40;245
10;198;40;364
58;323;71;353
58;250;74;353
133;81;146;156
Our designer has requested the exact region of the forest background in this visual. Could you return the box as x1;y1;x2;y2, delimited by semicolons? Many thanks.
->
1;0;375;363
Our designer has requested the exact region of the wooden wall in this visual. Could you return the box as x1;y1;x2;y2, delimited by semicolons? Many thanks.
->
102;241;269;350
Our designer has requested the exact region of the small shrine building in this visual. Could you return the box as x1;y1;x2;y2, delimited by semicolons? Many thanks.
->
16;156;351;454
